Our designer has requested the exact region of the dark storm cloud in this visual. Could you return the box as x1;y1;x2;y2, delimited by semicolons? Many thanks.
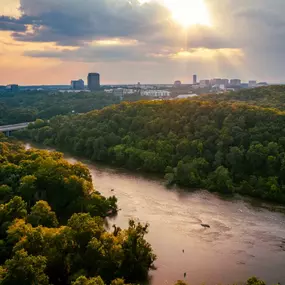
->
11;0;172;46
0;16;30;32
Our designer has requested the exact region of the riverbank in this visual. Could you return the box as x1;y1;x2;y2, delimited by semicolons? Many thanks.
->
24;141;285;285
24;141;285;215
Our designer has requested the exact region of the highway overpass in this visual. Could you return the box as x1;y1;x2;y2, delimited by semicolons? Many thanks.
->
0;122;31;136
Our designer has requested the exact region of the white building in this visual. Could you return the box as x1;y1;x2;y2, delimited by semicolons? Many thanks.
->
141;90;171;97
113;88;124;97
104;88;137;95
257;82;268;87
123;89;136;95
59;90;90;93
176;94;198;99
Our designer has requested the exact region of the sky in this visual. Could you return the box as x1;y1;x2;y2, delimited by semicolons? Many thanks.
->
0;0;285;85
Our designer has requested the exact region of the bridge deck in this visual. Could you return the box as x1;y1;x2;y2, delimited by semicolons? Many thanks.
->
0;122;31;132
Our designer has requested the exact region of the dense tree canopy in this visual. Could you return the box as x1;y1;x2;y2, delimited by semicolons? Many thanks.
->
20;90;285;203
0;204;156;285
200;85;285;110
0;139;156;285
0;138;117;219
0;91;143;125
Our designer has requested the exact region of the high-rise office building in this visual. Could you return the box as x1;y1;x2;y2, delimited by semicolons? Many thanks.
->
193;74;197;84
71;79;84;90
88;73;100;91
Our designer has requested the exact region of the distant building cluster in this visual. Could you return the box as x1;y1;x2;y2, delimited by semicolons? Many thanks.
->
196;76;267;90
0;71;271;99
104;88;138;98
141;90;171;97
69;73;101;92
0;84;19;93
173;75;268;93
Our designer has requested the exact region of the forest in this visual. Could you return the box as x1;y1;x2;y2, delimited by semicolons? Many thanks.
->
1;86;284;285
0;135;156;285
18;86;285;204
0;91;142;125
201;85;285;110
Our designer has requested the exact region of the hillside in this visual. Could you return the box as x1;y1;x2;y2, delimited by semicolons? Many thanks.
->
0;91;144;125
20;98;285;204
201;85;285;110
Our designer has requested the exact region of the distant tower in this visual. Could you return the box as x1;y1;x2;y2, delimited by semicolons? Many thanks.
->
193;74;197;84
88;73;100;91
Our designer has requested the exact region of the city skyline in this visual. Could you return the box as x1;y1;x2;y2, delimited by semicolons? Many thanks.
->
1;0;285;85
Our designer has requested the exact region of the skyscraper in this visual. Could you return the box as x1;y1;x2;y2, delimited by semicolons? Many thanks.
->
88;73;100;91
193;74;197;84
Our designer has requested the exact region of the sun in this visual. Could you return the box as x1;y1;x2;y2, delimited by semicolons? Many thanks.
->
163;0;211;27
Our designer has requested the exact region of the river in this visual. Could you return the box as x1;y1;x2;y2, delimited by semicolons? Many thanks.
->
25;143;285;285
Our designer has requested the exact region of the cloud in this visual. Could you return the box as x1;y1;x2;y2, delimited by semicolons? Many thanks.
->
11;0;172;46
0;16;27;32
9;0;233;50
24;40;163;62
1;0;285;83
11;0;237;63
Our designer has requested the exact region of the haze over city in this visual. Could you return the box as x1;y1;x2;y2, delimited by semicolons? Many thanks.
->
1;0;285;85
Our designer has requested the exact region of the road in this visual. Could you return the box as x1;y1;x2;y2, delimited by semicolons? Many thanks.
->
0;122;30;132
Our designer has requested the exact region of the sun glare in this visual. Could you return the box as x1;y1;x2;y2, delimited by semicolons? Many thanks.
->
163;0;211;27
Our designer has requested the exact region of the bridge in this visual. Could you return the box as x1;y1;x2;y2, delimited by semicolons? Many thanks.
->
0;122;31;136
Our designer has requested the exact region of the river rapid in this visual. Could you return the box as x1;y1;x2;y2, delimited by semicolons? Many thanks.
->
25;143;285;285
